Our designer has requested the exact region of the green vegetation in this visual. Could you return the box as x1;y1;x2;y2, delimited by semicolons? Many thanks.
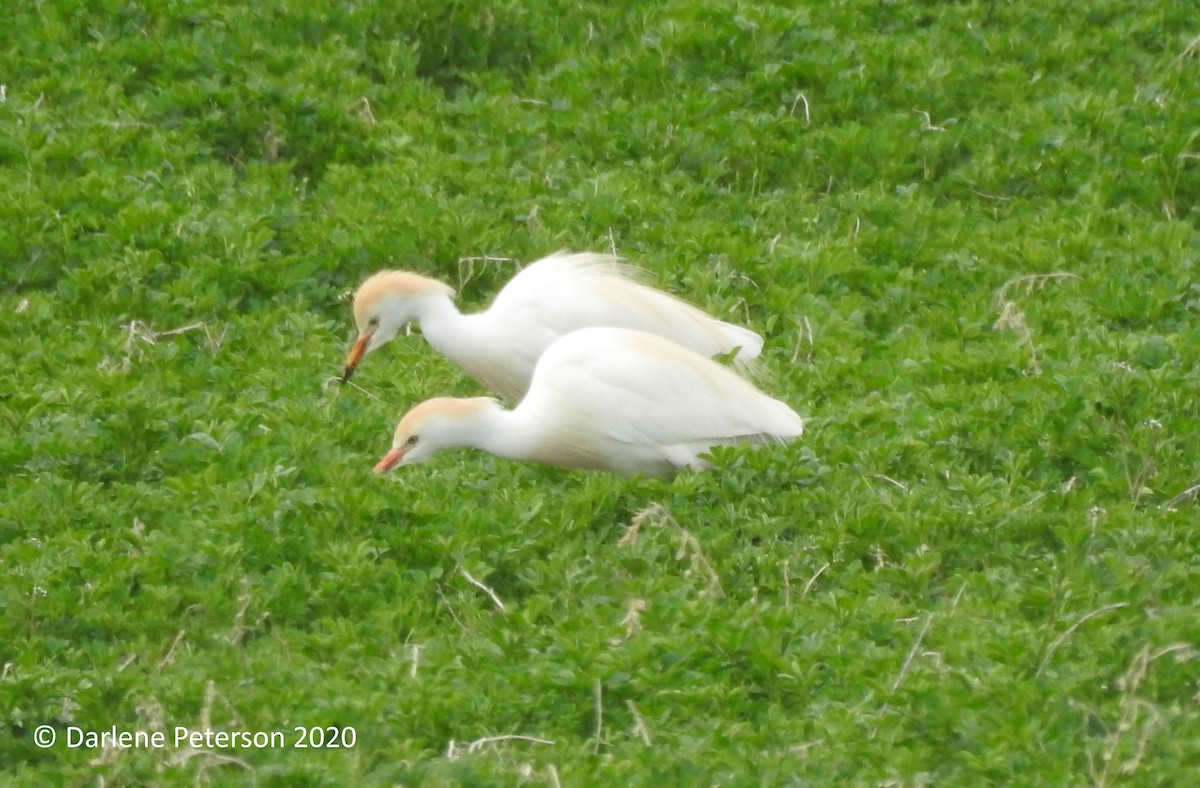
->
3;0;1199;783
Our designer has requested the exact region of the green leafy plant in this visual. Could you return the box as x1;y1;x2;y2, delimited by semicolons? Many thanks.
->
2;0;1198;783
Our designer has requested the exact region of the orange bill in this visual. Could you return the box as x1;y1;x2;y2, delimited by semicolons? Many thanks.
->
341;333;372;382
373;447;407;473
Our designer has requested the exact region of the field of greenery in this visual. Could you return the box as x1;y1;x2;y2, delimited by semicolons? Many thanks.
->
4;0;1199;783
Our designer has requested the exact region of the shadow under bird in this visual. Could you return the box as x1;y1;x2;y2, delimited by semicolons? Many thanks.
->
342;251;763;401
373;327;802;478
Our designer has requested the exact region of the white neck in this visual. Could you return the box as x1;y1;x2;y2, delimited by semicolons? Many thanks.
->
456;400;540;462
416;301;525;400
414;298;488;367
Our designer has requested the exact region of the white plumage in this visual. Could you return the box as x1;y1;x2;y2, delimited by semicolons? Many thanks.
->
373;327;802;478
343;251;763;400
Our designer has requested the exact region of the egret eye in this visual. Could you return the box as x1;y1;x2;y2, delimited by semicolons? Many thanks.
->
368;316;381;327
404;435;419;447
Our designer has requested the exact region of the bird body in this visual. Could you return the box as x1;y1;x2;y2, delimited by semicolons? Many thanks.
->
344;251;763;400
373;327;802;477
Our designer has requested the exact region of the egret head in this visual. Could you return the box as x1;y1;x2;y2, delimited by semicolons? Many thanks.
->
373;397;500;472
341;270;455;381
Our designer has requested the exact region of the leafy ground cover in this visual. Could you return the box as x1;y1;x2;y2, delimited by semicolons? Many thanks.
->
3;0;1199;783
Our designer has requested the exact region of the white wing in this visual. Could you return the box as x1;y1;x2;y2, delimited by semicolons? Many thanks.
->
520;327;801;473
488;252;764;361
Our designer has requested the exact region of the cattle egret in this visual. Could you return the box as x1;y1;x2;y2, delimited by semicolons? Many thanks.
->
372;327;802;478
342;251;763;400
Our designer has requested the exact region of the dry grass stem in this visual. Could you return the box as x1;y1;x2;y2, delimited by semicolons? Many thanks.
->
524;203;542;230
435;585;468;633
156;630;186;672
1036;602;1130;677
459;568;507;612
993;272;1081;307
627;700;652;746
354;96;375;125
992;272;1081;376
802;562;830;597
791;315;814;364
117;320;225;371
951;582;968;611
1123;454;1157;505
870;473;908;492
446;734;555;760
467;734;555;753
624;504;725;597
914;108;946;131
225;583;252;646
611;599;647;645
1090;643;1196;786
1160;482;1200;510
593;678;604;755
201;679;216;730
457;255;518;288
892;613;934;692
790;92;811;124
788;740;825;757
171;748;253;771
969;188;1012;202
783;559;792;609
326;375;385;402
996;490;1050;528
1176;32;1200;63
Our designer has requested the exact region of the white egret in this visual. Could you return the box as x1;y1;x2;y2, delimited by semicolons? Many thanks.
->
373;327;801;478
342;251;762;400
